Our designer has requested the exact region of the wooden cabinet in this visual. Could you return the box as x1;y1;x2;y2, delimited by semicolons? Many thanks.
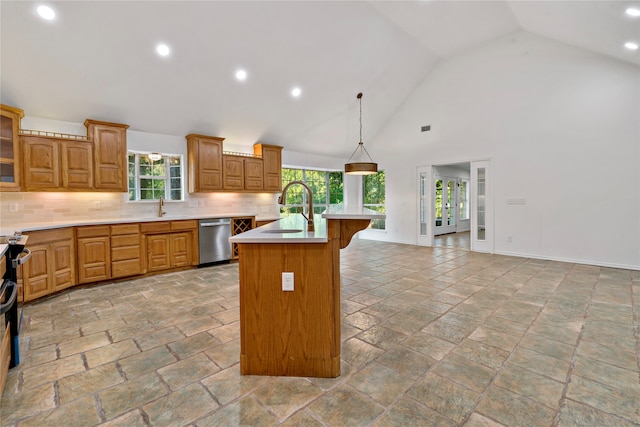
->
187;134;224;192
85;119;129;192
147;234;171;272
22;136;60;190
111;224;141;278
62;140;93;189
0;104;23;191
76;226;110;284
22;135;93;191
187;134;282;193
222;155;244;191
22;228;75;302
254;144;282;192
244;158;264;191
141;220;198;273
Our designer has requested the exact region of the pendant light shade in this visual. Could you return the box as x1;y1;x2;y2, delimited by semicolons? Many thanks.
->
345;92;378;175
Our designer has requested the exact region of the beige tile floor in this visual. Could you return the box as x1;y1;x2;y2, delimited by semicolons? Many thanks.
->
1;239;639;426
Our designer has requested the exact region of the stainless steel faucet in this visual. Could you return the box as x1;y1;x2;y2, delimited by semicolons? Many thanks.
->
158;196;166;217
278;180;314;232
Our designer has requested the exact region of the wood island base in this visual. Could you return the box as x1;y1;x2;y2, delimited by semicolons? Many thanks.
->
237;218;370;378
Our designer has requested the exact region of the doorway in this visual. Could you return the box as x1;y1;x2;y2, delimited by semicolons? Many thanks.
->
417;160;492;253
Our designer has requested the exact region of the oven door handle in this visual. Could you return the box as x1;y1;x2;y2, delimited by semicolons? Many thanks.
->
11;248;31;269
0;281;17;315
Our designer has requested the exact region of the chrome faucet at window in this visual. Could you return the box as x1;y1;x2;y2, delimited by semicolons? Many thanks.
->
278;180;314;232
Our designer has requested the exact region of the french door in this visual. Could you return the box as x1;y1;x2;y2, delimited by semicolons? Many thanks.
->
434;176;457;236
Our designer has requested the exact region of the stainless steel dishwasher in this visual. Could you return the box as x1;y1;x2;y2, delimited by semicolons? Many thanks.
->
198;218;232;265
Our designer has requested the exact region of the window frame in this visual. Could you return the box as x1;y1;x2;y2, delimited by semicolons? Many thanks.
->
280;168;343;215
362;170;386;230
127;151;184;202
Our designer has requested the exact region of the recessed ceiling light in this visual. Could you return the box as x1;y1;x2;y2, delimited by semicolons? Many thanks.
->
156;44;170;57
626;7;640;17
625;41;639;50
37;5;55;20
291;87;302;98
235;69;247;81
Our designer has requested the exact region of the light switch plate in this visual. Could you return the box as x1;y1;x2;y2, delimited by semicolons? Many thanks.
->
282;272;294;291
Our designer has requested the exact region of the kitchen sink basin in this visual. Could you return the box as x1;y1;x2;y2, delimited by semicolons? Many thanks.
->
261;229;303;234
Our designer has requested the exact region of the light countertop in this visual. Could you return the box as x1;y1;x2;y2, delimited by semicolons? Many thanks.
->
229;214;328;244
2;213;279;236
229;205;386;244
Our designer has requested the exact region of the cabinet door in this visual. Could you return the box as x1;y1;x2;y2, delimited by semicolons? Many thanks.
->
255;144;282;191
0;104;23;191
244;158;263;191
187;135;224;192
62;141;93;189
53;240;75;291
77;237;111;284
170;232;192;268
222;156;244;191
23;244;52;302
147;234;170;272
22;136;60;190
85;120;128;192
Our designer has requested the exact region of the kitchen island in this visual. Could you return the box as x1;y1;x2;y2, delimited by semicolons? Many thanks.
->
230;206;385;378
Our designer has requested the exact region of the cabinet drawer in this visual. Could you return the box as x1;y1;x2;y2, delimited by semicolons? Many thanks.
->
171;220;197;231
111;245;140;261
112;259;141;278
111;234;140;247
77;225;110;238
140;222;171;233
111;224;139;235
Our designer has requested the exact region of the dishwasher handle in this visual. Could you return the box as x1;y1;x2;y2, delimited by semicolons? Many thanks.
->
200;221;231;227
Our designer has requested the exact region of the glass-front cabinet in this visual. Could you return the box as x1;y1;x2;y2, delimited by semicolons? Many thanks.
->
0;104;24;191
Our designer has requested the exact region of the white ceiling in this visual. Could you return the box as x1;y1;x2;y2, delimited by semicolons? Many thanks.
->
1;1;638;158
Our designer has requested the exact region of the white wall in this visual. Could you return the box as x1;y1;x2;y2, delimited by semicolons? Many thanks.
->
364;31;640;270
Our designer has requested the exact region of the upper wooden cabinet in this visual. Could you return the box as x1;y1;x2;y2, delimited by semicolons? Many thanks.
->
187;134;224;192
222;155;244;191
254;143;282;192
0;104;24;191
22;135;93;191
244;157;264;191
187;134;282;193
85;119;129;192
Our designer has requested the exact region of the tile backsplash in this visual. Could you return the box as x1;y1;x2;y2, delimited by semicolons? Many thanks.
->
0;192;280;231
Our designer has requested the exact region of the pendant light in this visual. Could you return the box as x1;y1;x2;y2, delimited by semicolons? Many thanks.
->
345;92;378;175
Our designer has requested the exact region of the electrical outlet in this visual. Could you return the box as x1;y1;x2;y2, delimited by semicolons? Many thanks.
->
94;201;102;209
507;236;513;243
282;272;294;291
9;203;18;212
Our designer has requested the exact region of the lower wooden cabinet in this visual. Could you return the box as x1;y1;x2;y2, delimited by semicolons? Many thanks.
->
111;224;141;278
144;226;195;272
76;226;110;284
22;228;75;302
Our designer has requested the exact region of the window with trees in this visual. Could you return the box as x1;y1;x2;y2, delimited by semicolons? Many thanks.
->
280;168;343;215
128;152;183;201
363;170;386;230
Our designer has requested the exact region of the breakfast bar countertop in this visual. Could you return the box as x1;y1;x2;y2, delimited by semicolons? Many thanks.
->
229;205;385;244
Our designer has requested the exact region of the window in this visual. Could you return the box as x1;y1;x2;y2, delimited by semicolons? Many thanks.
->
280;168;343;215
363;170;385;230
128;152;184;201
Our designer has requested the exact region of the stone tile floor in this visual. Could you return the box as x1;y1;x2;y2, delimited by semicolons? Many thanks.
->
1;239;639;426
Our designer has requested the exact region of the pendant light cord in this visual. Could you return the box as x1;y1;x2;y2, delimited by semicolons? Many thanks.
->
358;92;363;143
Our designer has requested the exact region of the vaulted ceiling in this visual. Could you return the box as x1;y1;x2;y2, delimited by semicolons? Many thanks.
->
1;1;638;158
